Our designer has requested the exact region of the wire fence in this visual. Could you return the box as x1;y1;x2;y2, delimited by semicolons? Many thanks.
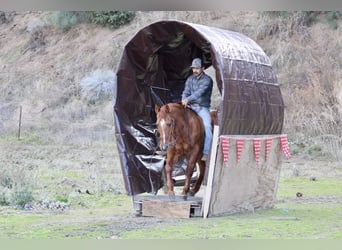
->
1;104;43;143
1;103;115;143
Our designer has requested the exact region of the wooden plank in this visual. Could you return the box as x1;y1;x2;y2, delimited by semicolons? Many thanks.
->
202;125;220;218
142;200;191;218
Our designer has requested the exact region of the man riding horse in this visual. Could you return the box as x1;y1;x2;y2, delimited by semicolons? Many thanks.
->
154;58;214;199
181;58;214;162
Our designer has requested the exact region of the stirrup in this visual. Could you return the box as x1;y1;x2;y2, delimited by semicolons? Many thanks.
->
201;154;208;161
155;150;167;156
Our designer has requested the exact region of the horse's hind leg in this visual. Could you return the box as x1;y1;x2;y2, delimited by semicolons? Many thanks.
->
181;160;197;198
189;160;205;196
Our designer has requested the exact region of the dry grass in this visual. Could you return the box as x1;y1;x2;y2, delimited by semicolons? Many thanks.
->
258;14;342;160
0;11;341;158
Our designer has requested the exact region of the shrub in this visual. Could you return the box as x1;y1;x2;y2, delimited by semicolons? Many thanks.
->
22;29;46;54
46;11;91;32
0;173;13;189
46;11;135;32
325;11;342;29
10;186;34;209
55;195;68;203
0;11;15;24
90;11;135;29
1;161;37;208
26;17;46;33
0;191;10;206
80;69;116;103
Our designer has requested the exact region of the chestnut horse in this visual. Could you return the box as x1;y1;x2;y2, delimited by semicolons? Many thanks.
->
155;102;206;199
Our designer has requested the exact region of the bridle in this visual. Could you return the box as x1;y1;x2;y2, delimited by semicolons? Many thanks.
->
165;117;176;149
156;103;194;152
157;116;176;150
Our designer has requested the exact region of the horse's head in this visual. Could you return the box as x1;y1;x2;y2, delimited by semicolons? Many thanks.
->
155;104;176;152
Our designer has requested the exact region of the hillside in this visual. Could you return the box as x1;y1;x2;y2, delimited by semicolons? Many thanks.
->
0;11;341;159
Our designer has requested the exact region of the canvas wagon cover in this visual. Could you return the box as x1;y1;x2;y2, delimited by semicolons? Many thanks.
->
114;20;284;195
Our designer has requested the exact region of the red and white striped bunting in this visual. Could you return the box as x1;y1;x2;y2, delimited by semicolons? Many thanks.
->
253;138;261;164
221;136;230;163
280;135;291;159
220;135;291;165
236;139;244;163
265;137;273;161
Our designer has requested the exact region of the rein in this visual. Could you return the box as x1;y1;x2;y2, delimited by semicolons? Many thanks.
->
184;106;192;145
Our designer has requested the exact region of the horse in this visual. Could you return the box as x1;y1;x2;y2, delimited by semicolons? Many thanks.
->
154;102;206;199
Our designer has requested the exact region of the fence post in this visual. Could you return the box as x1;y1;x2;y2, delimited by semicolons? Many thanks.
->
18;105;22;140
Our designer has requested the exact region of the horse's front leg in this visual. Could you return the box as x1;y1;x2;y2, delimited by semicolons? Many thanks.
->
165;159;175;200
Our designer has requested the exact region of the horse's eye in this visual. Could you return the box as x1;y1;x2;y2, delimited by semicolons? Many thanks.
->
166;123;172;127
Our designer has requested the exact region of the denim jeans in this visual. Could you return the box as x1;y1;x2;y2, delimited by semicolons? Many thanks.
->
191;106;213;155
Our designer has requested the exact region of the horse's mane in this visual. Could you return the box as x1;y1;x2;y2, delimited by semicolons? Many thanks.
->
168;102;196;115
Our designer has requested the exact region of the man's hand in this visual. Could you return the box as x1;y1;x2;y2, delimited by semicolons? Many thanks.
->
181;99;189;107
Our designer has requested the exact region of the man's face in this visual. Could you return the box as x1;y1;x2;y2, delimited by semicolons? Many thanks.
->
192;67;203;77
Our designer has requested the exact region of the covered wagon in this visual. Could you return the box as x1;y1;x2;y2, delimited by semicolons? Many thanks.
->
114;20;287;217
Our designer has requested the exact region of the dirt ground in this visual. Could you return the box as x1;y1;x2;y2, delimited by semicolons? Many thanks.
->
0;137;341;239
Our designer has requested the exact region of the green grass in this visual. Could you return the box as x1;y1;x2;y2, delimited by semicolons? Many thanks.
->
278;177;342;196
0;138;341;239
119;204;342;239
0;130;51;145
119;176;342;239
0;193;132;239
1;177;340;239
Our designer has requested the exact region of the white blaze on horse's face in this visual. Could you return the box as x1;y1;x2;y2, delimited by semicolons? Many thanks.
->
159;118;167;149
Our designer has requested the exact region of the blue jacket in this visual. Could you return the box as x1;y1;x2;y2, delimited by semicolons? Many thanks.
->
182;72;213;108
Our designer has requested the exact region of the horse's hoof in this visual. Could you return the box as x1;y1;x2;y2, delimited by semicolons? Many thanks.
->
188;190;195;197
168;192;176;201
180;191;188;200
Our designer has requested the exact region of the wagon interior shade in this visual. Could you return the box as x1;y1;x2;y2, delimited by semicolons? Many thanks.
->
114;20;284;196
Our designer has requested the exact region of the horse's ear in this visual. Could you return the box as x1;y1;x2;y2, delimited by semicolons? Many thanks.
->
165;104;170;113
155;104;161;113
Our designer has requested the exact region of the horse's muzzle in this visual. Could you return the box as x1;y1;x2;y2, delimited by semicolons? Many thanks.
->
159;145;169;152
